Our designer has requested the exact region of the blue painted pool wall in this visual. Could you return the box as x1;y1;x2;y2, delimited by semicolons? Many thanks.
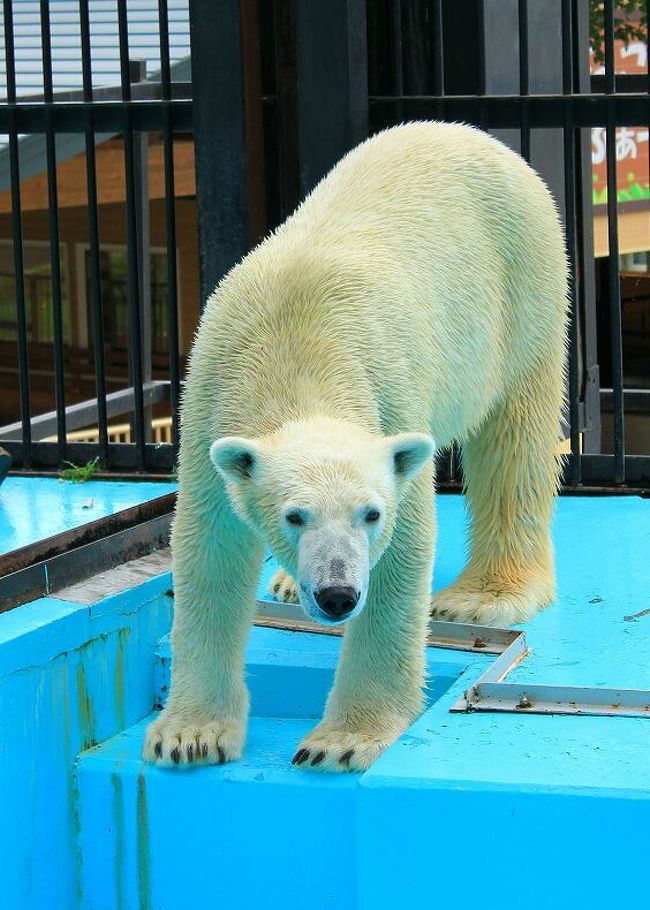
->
0;573;173;910
358;780;649;910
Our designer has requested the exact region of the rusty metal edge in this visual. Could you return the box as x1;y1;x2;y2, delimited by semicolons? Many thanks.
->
0;513;172;613
0;491;176;577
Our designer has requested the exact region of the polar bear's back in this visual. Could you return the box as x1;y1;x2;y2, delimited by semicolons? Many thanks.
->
282;122;566;343
194;122;567;445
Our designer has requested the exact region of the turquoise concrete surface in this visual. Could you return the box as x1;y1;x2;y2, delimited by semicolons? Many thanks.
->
1;492;649;909
0;476;177;556
0;577;174;910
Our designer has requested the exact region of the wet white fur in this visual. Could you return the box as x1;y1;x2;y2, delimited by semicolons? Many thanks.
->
143;122;567;773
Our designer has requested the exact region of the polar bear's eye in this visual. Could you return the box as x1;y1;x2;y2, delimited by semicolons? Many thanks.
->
365;509;381;524
285;511;305;527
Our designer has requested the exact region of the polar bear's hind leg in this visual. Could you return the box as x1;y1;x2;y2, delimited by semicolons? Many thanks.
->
432;359;564;627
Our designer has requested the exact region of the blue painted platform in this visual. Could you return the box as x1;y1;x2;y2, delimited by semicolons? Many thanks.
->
0;475;177;555
1;492;649;909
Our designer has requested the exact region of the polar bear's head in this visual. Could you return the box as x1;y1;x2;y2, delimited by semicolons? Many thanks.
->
210;418;434;626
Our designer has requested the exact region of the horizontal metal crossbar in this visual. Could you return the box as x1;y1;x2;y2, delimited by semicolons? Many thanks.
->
0;99;193;133
0;381;170;442
370;93;650;129
563;455;650;487
0;440;176;471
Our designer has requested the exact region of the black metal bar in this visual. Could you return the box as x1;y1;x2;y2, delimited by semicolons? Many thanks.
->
0;441;177;473
561;0;573;94
79;0;109;468
1;80;193;106
159;0;172;98
368;93;650;129
293;0;368;195
604;0;616;95
475;0;487;128
572;0;601;457
391;0;403;98
3;0;32;466
40;0;67;464
159;0;181;454
188;0;250;306
604;0;625;482
561;0;580;483
3;92;650;133
130;60;153;447
518;0;530;161
118;3;146;470
0;100;193;132
117;4;133;103
432;0;444;96
591;73;650;93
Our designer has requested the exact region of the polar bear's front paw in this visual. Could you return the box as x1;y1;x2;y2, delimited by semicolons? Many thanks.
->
291;720;404;773
268;568;299;603
431;572;554;627
143;710;246;768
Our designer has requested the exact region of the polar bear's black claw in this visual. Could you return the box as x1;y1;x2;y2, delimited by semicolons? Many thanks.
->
292;748;309;765
217;746;226;764
186;743;194;762
311;751;326;766
200;742;208;759
339;749;354;765
170;746;181;764
154;741;162;758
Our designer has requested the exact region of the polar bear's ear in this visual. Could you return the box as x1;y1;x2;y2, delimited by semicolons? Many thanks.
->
209;436;261;483
387;433;435;480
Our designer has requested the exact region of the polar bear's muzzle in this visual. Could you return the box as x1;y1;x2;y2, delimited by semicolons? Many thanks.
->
314;585;360;622
296;524;369;626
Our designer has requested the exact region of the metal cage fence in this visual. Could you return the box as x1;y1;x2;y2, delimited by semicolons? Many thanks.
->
0;0;648;491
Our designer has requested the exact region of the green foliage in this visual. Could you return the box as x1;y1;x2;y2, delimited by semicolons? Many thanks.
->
58;457;100;483
590;1;648;65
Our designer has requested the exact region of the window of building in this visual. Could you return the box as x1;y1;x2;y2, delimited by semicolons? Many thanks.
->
85;249;169;355
0;242;70;343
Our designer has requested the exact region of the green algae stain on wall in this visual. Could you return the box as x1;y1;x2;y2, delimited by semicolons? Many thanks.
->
137;772;151;910
112;771;125;910
76;662;96;750
114;627;131;732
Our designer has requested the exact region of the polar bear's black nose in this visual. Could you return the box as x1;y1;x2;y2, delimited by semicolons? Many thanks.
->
315;586;359;620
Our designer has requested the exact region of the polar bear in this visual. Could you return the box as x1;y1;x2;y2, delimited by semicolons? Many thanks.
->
144;122;567;772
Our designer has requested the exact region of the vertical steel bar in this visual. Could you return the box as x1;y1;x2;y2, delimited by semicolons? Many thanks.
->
391;0;403;98
188;0;252;303
130;60;152;445
118;2;146;470
432;0;444;96
603;0;625;482
572;0;601;456
79;0;109;467
476;0;487;128
292;0;368;197
3;0;32;465
561;0;580;483
518;0;530;161
158;0;180;455
40;0;67;463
